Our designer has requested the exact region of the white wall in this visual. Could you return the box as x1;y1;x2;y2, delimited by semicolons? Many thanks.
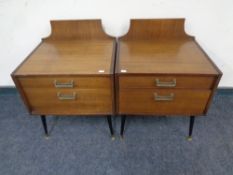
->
0;0;233;87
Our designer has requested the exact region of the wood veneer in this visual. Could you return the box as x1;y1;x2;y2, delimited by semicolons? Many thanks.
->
12;20;116;116
116;19;222;116
119;89;211;115
119;75;215;89
117;40;219;75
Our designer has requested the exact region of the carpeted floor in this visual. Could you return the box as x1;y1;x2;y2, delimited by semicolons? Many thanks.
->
0;90;233;175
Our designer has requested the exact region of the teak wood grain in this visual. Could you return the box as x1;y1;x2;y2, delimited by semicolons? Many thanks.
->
23;88;113;115
14;40;114;76
48;20;111;40
12;20;115;115
122;19;191;40
119;89;211;115
116;19;222;116
117;40;219;75
119;75;215;89
18;77;111;89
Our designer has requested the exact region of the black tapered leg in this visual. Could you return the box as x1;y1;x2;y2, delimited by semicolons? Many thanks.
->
120;115;126;137
187;116;195;141
107;115;114;139
40;115;49;137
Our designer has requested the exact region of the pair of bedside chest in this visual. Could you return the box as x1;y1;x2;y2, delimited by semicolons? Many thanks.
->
12;19;222;140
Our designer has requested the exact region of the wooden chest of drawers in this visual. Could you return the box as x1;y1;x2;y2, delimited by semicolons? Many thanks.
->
118;75;215;115
116;19;222;139
12;20;116;137
17;76;113;115
11;18;222;140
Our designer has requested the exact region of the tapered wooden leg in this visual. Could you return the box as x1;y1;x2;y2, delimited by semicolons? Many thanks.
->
120;115;126;138
187;116;195;141
40;115;49;138
107;115;114;140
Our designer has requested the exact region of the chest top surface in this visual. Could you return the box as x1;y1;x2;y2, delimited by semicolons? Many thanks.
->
117;19;220;75
14;20;115;76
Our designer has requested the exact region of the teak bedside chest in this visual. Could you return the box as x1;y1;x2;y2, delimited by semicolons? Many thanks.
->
12;20;116;138
116;19;222;140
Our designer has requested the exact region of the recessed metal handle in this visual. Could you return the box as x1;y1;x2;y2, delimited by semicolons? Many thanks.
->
155;78;176;87
54;80;74;88
154;93;174;101
57;92;76;100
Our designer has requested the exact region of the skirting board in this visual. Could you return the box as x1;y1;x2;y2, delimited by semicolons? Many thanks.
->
0;86;233;96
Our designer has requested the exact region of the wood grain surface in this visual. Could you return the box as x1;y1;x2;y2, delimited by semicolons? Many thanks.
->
117;40;219;75
12;20;115;115
116;19;222;116
119;89;211;115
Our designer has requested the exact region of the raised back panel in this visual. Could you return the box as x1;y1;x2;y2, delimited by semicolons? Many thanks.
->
121;19;192;40
45;20;110;40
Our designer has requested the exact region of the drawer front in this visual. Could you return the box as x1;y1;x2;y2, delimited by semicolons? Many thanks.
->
23;88;113;115
19;76;111;89
119;89;211;115
18;76;113;115
119;76;215;89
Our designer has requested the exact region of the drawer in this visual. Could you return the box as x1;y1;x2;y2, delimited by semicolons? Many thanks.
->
119;75;215;89
22;88;113;115
18;76;111;89
119;89;211;115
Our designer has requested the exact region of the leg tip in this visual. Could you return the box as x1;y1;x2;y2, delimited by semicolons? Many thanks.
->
44;134;50;140
111;135;115;141
187;136;192;141
120;135;124;140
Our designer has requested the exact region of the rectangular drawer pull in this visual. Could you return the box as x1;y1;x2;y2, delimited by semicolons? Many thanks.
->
57;92;76;100
154;93;174;101
155;78;176;87
54;80;74;88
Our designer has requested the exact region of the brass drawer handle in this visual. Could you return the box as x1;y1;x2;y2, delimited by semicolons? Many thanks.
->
155;78;176;87
54;80;74;88
57;92;76;100
154;93;174;101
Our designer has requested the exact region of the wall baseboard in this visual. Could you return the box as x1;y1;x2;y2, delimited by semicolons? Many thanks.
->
216;88;233;95
1;86;233;95
0;86;18;95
